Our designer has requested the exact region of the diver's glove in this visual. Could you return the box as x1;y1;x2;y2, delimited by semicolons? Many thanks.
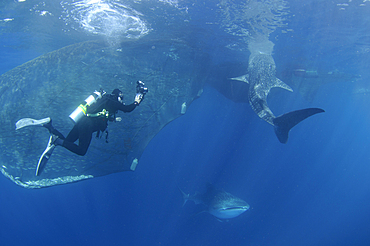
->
134;93;143;105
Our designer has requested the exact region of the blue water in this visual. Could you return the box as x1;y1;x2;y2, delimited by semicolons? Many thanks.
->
1;0;370;245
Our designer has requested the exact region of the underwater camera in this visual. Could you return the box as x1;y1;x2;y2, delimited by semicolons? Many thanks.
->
136;80;148;95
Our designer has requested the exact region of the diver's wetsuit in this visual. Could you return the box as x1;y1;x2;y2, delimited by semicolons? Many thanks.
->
49;93;138;156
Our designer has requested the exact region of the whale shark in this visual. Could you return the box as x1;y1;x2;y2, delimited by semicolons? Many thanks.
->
179;184;250;220
230;41;324;143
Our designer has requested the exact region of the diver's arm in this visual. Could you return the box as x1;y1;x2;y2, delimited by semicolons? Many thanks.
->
116;102;137;113
110;93;142;113
121;93;142;112
114;103;136;121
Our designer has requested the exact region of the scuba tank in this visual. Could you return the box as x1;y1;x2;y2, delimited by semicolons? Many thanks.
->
69;90;105;124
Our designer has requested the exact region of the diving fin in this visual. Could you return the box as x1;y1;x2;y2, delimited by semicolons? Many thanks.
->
16;117;51;130
36;135;56;176
273;108;325;144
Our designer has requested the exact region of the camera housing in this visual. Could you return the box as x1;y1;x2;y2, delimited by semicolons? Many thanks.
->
136;80;148;95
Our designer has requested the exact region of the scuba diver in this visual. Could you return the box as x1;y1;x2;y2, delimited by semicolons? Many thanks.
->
16;81;148;176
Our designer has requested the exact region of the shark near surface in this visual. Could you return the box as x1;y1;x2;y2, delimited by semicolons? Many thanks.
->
230;40;325;143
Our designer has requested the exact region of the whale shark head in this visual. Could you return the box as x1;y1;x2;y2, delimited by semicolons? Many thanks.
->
207;191;250;219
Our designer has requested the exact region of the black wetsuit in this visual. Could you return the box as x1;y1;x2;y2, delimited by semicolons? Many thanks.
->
51;94;137;156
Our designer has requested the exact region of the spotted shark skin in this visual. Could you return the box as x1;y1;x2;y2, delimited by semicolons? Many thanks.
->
230;52;324;143
247;53;293;125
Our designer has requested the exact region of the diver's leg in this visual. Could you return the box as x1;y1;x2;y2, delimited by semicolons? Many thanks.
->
64;124;80;143
61;119;93;156
75;124;93;156
42;119;66;140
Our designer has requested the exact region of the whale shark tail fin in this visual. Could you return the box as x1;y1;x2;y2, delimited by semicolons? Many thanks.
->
273;108;325;144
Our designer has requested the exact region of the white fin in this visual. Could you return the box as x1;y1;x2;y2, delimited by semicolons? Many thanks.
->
15;117;51;130
229;74;249;84
275;78;293;92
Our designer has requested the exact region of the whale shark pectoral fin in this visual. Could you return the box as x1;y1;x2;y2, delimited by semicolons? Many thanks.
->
177;185;190;206
229;74;249;84
275;78;293;92
273;108;325;144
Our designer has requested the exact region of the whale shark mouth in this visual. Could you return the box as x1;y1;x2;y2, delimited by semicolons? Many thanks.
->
221;206;249;211
211;205;250;219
